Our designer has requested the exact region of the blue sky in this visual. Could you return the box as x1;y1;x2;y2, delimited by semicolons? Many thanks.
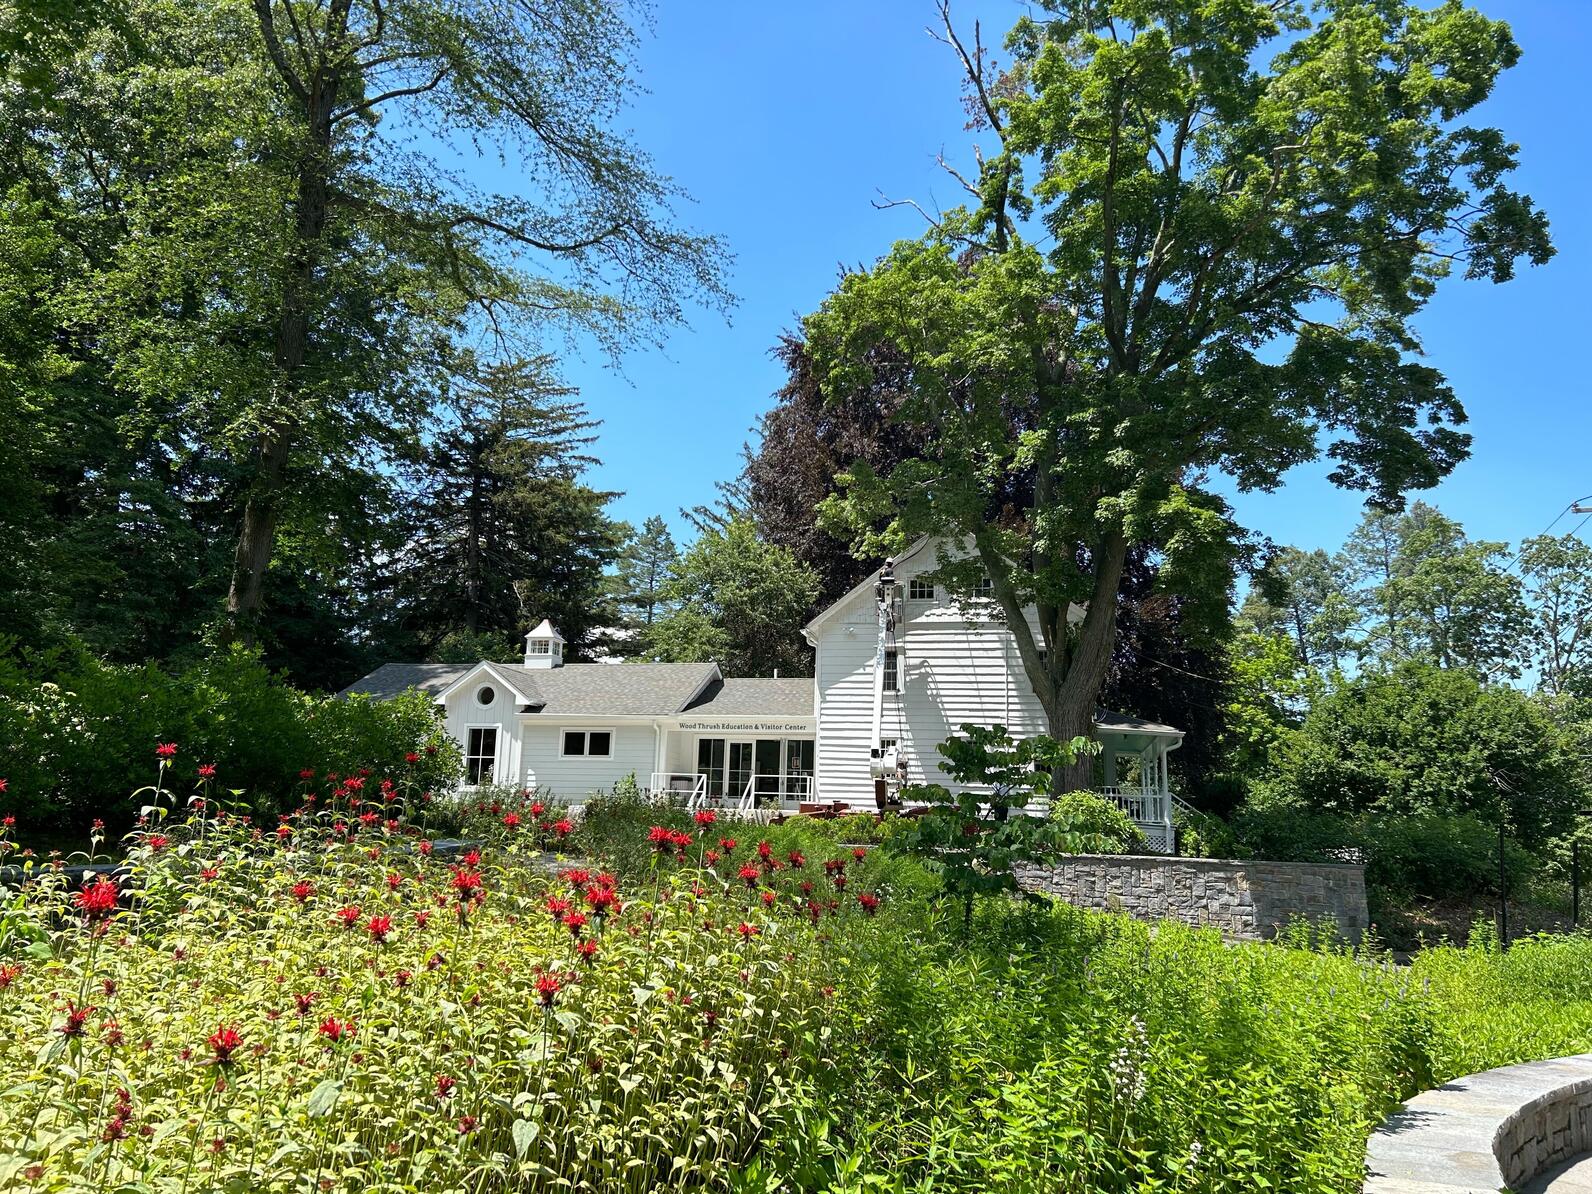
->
549;1;1591;559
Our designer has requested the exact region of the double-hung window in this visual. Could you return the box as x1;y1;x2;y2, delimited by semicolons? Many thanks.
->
882;648;900;693
465;727;498;786
561;729;613;758
907;577;935;601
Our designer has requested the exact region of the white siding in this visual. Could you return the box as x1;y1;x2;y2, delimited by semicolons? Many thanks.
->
813;553;1051;804
442;687;523;789
517;722;655;799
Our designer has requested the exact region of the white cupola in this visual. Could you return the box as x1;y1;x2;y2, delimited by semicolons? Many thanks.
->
523;618;566;668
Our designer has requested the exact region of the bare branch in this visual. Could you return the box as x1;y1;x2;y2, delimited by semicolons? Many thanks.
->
253;0;310;103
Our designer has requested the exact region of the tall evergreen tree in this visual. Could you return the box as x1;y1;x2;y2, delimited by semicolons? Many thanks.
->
614;516;679;627
386;357;623;660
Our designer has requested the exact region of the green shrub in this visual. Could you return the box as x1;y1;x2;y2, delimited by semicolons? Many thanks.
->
1047;790;1143;853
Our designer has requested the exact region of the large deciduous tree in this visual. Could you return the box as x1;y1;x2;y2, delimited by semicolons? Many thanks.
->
806;0;1551;772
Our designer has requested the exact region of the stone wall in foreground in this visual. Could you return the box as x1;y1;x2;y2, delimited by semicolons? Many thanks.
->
1013;854;1369;942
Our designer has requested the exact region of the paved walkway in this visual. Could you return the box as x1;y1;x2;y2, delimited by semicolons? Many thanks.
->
1525;1156;1592;1193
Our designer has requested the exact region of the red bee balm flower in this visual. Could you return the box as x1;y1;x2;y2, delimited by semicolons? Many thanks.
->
577;939;599;961
858;892;881;916
502;813;521;829
737;864;761;889
207;1025;243;1064
647;825;674;851
290;881;315;903
334;906;362;929
535;973;562;1008
693;810;717;826
552;818;573;837
318;1017;356;1043
404;751;420;764
155;743;178;759
435;1074;455;1098
74;876;119;924
366;915;393;943
561;910;587;938
450;869;483;901
197;764;216;779
736;922;760;939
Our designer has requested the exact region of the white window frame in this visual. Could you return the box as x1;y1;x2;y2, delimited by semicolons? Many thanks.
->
464;724;500;787
974;575;994;598
475;684;498;708
882;647;900;693
907;577;935;602
527;639;551;656
559;728;615;760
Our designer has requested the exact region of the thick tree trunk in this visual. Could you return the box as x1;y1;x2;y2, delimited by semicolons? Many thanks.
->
225;5;342;644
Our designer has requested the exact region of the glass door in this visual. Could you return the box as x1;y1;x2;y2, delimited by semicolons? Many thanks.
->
696;738;726;799
727;740;755;804
754;738;783;803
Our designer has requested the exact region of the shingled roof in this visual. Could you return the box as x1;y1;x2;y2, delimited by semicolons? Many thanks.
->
341;660;723;717
681;677;814;718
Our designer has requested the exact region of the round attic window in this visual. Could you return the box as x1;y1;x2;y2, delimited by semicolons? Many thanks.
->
476;685;496;707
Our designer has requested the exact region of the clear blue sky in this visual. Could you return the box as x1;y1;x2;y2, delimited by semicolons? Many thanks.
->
550;1;1591;559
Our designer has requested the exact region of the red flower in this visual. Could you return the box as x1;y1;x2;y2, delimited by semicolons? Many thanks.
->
0;963;20;989
787;850;806;869
535;973;561;1008
705;849;720;866
858;892;881;916
833;874;849;892
693;810;717;826
735;922;760;939
552;818;573;837
756;841;773;861
199;866;220;883
576;939;599;961
290;881;315;904
418;840;434;857
457;1115;478;1134
74;876;119;924
146;834;170;853
366;915;393;943
718;838;737;854
562;868;591;888
386;872;403;891
197;764;217;779
414;909;432;928
561;910;588;938
293;992;317;1017
434;1074;455;1099
155;743;178;759
334;905;362;929
0;778;7;793
358;811;379;827
276;824;293;841
546;896;572;920
207;1024;243;1064
317;1016;356;1043
460;849;482;867
737;864;761;889
648;825;674;851
529;801;545;817
59;1001;94;1036
760;890;776;907
393;969;412;988
450;869;483;901
584;885;619;917
502;812;521;829
404;751;420;764
852;847;868;861
298;769;316;780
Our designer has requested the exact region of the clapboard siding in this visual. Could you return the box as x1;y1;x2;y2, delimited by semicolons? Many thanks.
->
517;723;655;798
814;552;1053;803
442;693;523;789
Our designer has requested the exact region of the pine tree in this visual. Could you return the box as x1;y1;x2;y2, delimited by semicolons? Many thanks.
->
615;516;679;627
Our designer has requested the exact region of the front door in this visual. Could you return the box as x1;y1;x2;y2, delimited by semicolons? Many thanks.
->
754;738;783;803
727;740;755;803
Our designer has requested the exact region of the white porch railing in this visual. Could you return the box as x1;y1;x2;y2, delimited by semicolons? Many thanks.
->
647;772;706;807
1099;785;1171;825
734;773;813;812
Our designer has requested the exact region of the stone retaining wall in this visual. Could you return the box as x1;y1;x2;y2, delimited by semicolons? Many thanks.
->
1364;1053;1592;1191
1013;854;1369;942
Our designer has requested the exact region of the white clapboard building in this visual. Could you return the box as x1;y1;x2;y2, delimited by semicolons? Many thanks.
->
343;540;1183;850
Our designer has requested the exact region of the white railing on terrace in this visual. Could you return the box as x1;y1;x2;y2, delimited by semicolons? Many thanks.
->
1099;785;1171;825
647;772;706;808
735;773;813;813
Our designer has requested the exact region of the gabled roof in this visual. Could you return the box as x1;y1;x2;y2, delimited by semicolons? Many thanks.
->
802;536;934;640
681;677;814;718
503;662;720;716
1095;709;1183;739
339;663;470;701
340;660;722;717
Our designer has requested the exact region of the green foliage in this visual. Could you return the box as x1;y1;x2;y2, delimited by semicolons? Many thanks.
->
1046;791;1143;853
804;0;1550;747
1261;661;1577;847
0;649;459;831
613;515;680;629
638;517;820;676
889;726;1108;915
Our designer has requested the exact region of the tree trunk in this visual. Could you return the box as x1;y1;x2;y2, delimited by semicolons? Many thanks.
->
224;7;342;643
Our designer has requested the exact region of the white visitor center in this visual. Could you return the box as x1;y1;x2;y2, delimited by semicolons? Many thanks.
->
344;539;1185;851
